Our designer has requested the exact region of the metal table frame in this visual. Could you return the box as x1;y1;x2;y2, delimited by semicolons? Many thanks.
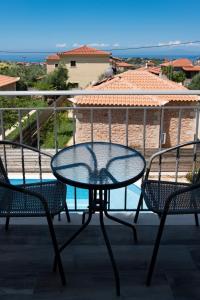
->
51;142;146;296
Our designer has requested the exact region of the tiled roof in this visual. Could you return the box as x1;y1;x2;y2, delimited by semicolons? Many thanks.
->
161;58;193;67
46;54;60;61
75;70;198;107
137;66;161;75
115;61;133;68
59;45;110;56
182;66;200;72
0;75;20;88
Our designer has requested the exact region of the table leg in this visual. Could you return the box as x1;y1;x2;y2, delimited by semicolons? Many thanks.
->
104;191;138;242
53;190;93;272
99;190;120;296
99;209;120;296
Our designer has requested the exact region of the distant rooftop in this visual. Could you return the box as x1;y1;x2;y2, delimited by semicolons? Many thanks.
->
0;75;20;87
60;45;110;57
161;58;193;67
75;70;198;107
46;54;60;61
137;66;161;75
46;45;110;61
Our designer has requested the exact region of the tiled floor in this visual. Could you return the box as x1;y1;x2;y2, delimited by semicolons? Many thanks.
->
0;219;200;299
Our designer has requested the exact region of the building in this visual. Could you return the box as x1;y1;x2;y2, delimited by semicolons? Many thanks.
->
73;70;199;149
0;75;20;91
110;57;134;73
161;58;200;79
46;45;110;88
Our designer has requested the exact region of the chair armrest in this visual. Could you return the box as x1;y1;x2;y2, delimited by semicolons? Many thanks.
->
0;140;52;158
0;180;49;211
163;181;200;214
145;140;200;180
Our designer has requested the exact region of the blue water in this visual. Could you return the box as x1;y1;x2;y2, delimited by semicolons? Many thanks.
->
10;179;142;210
0;53;199;63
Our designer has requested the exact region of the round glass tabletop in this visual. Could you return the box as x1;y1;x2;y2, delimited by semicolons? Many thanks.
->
51;142;146;189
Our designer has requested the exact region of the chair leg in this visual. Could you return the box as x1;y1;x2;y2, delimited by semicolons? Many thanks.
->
64;202;71;223
82;211;88;225
146;213;167;286
134;193;143;224
194;213;199;227
46;213;66;286
5;217;10;231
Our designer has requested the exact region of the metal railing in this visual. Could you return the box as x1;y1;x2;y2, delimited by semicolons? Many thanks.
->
0;89;200;212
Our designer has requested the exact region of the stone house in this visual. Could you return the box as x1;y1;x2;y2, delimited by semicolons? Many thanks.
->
46;45;110;88
0;75;20;91
73;70;199;149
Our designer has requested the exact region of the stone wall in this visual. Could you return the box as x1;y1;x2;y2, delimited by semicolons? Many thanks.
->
75;103;196;149
0;82;16;91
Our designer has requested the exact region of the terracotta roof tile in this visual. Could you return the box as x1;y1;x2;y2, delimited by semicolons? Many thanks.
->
161;58;193;67
46;54;60;61
115;61;133;68
137;66;161;75
182;66;200;71
59;45;110;56
0;75;20;88
75;70;198;107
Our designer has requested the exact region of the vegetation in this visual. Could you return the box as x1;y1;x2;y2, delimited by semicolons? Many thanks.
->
126;57;163;66
0;62;46;90
171;71;186;83
188;73;200;90
34;64;70;90
40;112;73;148
0;63;74;147
0;96;47;130
0;96;73;148
186;168;200;183
162;66;186;83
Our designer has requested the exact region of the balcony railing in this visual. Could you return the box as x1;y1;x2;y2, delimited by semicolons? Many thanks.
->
0;89;200;212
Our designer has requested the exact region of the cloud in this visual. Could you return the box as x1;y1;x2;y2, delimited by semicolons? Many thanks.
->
72;43;83;48
72;42;110;48
112;43;120;47
157;40;200;49
88;43;110;48
56;43;67;48
158;40;181;47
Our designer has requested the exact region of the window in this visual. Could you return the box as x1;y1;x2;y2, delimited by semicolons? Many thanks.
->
55;64;58;68
72;83;79;88
70;61;76;67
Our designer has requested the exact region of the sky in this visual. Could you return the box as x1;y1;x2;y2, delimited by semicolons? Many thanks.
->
1;0;200;56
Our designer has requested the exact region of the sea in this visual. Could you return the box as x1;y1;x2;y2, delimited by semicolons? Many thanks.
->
0;53;199;63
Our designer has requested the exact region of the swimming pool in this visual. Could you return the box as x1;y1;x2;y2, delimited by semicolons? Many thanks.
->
10;179;143;211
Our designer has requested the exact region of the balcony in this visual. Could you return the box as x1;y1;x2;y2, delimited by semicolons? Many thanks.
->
0;89;200;299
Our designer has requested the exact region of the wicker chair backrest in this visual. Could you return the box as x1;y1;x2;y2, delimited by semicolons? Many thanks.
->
0;157;10;184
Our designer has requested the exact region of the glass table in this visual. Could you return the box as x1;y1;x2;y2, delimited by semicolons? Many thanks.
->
51;142;146;295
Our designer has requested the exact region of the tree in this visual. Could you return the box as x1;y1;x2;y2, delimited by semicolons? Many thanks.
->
171;71;186;83
162;66;174;80
188;73;200;90
0;63;46;90
47;64;69;90
34;80;54;90
161;66;186;83
35;65;70;90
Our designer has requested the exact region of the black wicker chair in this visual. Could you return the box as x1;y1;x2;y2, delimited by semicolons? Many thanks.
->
0;140;71;285
134;140;200;285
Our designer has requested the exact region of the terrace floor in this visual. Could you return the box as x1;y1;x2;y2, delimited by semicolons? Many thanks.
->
1;214;200;300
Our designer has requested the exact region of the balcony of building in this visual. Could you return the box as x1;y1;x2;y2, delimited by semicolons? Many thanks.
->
0;89;200;299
